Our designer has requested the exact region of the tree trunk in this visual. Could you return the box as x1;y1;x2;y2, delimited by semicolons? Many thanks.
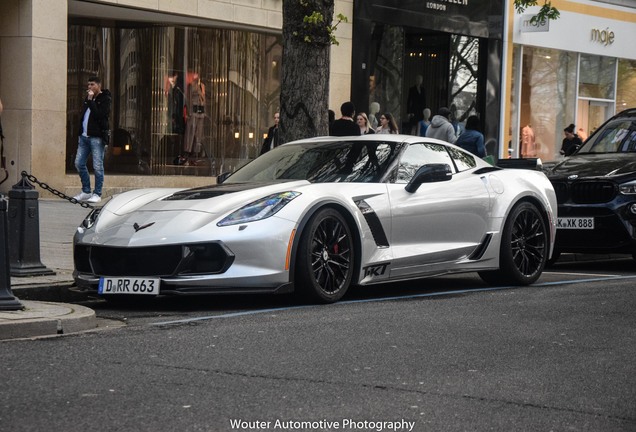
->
279;0;333;144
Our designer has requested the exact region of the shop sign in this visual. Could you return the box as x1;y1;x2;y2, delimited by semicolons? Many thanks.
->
590;27;615;46
520;14;549;33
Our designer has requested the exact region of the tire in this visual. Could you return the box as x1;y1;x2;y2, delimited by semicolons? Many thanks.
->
479;201;548;286
295;208;355;303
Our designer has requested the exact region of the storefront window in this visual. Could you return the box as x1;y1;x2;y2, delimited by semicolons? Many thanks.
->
67;24;281;177
617;58;636;111
448;35;480;135
368;24;405;128
517;46;577;161
578;54;615;100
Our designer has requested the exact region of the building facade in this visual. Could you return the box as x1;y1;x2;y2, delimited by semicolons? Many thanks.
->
351;0;505;153
6;1;629;199
0;0;354;197
504;0;636;161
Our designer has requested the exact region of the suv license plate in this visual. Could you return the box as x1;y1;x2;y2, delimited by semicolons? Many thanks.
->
556;217;594;230
98;277;160;295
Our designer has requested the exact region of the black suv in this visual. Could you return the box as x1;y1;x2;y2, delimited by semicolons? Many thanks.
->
544;108;636;261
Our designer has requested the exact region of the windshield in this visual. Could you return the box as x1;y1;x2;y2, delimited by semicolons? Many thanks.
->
578;118;636;153
225;140;402;183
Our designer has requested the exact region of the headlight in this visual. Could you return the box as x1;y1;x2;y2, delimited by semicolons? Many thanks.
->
81;207;103;229
619;180;636;195
217;191;301;226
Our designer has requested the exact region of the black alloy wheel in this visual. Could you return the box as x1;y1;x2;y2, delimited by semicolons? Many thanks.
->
296;208;354;303
479;201;548;285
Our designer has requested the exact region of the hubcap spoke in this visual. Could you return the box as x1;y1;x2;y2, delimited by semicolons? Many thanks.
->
310;216;351;294
511;209;546;276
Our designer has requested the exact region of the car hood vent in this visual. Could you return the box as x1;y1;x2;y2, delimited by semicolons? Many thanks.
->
163;182;282;201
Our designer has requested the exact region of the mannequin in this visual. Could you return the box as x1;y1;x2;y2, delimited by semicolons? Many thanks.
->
184;72;206;165
521;125;536;158
368;102;380;130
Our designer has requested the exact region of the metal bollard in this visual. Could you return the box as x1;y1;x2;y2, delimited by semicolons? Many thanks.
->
0;194;24;310
7;175;54;276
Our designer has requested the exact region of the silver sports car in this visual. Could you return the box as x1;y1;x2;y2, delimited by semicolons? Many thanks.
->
73;135;557;303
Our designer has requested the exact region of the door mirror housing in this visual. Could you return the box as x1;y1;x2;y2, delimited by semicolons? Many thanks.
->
405;163;452;193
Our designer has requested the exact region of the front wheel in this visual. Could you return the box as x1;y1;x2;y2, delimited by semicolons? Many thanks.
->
479;201;548;286
295;208;355;303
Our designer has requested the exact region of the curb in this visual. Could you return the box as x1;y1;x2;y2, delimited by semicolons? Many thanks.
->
11;281;93;303
0;300;97;341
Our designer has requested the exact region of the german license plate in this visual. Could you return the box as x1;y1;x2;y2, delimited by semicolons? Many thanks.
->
98;277;160;295
556;217;594;230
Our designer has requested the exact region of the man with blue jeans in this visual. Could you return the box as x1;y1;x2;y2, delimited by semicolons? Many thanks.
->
74;76;111;204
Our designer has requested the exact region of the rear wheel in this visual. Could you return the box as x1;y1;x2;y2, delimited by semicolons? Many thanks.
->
296;208;354;303
479;202;548;285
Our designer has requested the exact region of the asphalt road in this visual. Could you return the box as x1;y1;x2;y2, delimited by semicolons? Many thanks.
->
1;259;635;432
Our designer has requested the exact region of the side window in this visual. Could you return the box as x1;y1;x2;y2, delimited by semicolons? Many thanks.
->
396;142;456;183
447;146;477;172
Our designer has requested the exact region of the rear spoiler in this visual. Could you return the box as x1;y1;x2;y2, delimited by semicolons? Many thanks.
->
495;157;543;171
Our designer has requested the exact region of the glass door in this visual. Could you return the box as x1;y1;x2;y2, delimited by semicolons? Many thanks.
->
577;99;613;142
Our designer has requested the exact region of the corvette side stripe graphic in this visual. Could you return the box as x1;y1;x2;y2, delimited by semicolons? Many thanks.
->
151;274;636;326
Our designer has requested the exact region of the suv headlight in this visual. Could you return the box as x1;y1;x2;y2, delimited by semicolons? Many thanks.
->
217;191;301;226
619;180;636;195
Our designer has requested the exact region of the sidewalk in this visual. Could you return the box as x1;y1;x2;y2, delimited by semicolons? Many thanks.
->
2;199;96;340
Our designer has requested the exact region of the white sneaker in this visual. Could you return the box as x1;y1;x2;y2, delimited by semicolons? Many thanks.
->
86;194;102;203
73;192;92;201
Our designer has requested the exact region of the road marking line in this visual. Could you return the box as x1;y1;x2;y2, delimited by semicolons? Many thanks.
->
544;271;619;277
150;274;636;326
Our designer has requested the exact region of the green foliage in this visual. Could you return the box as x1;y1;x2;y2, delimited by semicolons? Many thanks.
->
514;0;560;24
292;1;348;46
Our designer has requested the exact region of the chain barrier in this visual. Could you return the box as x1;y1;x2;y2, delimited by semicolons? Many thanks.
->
20;171;94;209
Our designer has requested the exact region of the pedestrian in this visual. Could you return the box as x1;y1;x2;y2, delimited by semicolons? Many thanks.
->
74;76;111;203
560;123;583;157
425;107;456;143
417;108;431;137
356;113;375;135
328;109;335;130
260;112;280;155
455;115;486;157
330;101;360;136
376;113;399;134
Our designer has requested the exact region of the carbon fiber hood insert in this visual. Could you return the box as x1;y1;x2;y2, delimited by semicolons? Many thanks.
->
163;182;283;201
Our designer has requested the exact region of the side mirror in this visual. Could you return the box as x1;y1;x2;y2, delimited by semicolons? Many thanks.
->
405;163;452;193
216;172;232;184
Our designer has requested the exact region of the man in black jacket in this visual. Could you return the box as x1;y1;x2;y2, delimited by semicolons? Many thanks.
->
329;101;360;136
74;76;111;204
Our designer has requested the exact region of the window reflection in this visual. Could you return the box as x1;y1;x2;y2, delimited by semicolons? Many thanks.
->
397;142;456;183
579;54;615;100
518;47;577;162
617;59;636;111
67;24;281;177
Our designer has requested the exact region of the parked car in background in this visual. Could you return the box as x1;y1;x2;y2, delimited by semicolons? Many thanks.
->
544;108;636;262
